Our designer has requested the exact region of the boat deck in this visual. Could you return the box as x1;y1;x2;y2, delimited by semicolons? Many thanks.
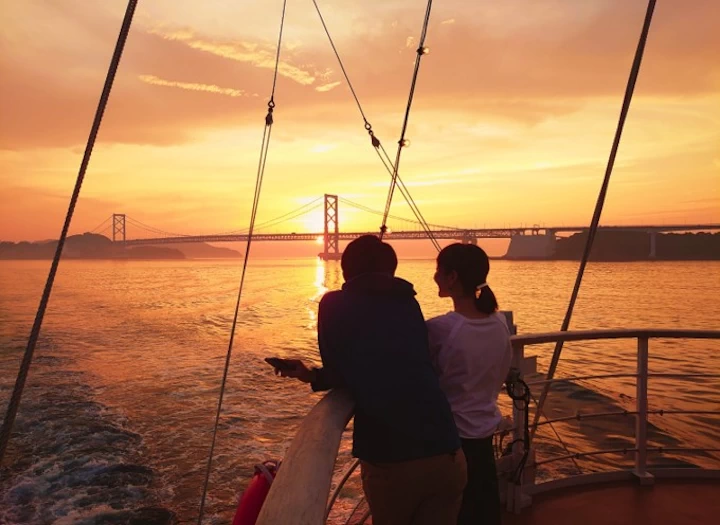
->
503;480;719;525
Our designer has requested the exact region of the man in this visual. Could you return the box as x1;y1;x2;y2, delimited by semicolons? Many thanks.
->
281;235;466;525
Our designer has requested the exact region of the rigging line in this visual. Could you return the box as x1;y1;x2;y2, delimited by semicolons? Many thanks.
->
386;166;442;247
197;122;271;525
527;390;582;475
393;180;442;250
371;145;441;250
389;173;442;250
310;0;369;125
0;0;139;467
380;0;434;238
196;1;286;521
530;0;657;442
311;0;439;251
269;0;288;101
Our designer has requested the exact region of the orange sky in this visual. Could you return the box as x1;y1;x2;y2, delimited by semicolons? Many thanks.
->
1;0;718;246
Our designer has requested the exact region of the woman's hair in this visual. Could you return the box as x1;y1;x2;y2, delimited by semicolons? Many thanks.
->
436;243;498;314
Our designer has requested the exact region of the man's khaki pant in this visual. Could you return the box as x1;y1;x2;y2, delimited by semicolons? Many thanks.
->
360;449;467;525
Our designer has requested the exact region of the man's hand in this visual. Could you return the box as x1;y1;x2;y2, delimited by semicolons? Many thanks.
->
277;359;315;384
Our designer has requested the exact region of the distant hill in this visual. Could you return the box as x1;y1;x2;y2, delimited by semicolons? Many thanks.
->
0;233;185;260
553;231;720;261
147;242;241;259
0;234;241;260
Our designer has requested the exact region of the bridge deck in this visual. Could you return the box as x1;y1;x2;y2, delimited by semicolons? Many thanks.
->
121;224;720;246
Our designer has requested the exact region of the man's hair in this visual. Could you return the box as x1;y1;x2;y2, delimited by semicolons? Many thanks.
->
341;235;398;281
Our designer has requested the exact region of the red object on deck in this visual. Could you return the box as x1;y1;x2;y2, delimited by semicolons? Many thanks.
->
232;460;280;525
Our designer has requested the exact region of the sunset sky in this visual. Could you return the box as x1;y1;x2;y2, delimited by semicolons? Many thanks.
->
1;0;718;245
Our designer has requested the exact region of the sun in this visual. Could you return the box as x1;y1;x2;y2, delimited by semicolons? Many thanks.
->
315;236;324;245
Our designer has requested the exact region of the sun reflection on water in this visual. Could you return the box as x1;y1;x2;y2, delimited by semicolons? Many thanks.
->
307;259;342;329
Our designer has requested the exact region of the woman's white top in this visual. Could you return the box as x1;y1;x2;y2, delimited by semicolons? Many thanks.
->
427;311;513;439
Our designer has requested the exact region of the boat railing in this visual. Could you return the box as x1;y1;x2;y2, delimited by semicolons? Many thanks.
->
505;328;720;512
257;328;720;525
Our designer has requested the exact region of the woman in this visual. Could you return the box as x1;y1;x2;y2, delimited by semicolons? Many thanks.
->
427;243;513;525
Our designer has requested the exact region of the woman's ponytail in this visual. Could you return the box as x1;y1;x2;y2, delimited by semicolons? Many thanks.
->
475;285;499;314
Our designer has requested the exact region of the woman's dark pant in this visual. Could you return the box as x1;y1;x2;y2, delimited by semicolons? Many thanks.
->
457;436;502;525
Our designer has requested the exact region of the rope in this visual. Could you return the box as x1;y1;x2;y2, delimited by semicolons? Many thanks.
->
311;0;440;251
0;0;138;467
311;0;370;127
195;1;287;522
380;0;434;238
530;0;657;441
375;142;442;250
527;390;582;475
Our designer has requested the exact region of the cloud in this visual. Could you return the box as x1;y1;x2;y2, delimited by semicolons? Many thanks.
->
1;0;719;152
138;75;250;97
148;27;317;86
315;81;342;92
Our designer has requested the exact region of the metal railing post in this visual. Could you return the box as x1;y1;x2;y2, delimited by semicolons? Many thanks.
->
634;336;653;484
511;342;525;453
507;341;527;512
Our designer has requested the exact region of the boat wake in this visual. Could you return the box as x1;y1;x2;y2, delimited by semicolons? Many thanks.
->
0;352;175;525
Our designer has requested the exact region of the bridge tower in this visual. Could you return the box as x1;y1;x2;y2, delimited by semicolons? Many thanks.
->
321;194;341;261
112;214;126;243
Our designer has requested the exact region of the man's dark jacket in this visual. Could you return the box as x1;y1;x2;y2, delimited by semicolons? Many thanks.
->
312;272;460;462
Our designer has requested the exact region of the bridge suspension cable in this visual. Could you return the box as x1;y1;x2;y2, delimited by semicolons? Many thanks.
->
214;196;324;235
125;216;190;239
340;197;459;231
122;199;325;241
311;0;440;251
89;215;113;234
251;202;324;232
0;0;139;466
197;0;287;522
531;0;658;442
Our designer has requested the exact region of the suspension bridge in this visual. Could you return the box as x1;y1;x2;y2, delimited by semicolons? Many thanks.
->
90;195;719;260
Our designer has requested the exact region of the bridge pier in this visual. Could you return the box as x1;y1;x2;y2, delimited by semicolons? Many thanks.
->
505;230;557;259
649;231;657;259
